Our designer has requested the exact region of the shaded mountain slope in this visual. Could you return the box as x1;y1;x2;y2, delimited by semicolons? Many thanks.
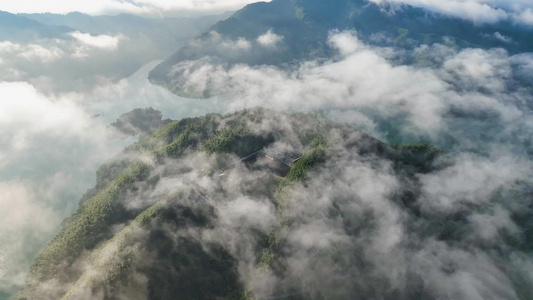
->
149;0;533;96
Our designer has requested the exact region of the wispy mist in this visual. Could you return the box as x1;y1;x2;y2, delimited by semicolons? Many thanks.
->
1;2;533;300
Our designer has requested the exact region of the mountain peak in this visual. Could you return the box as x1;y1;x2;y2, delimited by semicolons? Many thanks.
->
149;0;533;98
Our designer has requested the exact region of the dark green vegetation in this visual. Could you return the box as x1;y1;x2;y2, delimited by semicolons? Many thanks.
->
17;108;443;299
20;108;532;299
149;0;533;96
389;144;445;173
285;145;326;182
109;107;172;138
28;161;151;282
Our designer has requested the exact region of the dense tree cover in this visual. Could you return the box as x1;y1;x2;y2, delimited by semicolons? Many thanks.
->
18;108;444;300
389;143;445;173
25;162;150;283
109;107;172;138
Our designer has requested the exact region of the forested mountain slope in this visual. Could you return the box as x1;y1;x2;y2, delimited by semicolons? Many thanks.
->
149;0;533;96
17;108;532;300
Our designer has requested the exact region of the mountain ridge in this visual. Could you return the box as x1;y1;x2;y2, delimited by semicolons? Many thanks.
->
148;0;533;97
0;10;74;42
18;11;234;55
17;108;449;300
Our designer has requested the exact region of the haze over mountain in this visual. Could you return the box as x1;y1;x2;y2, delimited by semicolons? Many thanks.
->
0;0;265;17
149;0;533;97
0;9;230;299
19;107;532;300
20;11;233;55
0;11;73;42
1;0;533;300
0;10;230;94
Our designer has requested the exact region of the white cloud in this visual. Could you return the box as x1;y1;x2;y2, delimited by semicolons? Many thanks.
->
370;0;533;25
0;34;159;92
493;32;512;43
442;48;511;93
18;44;64;63
0;80;129;293
167;31;533;148
328;30;363;55
198;31;252;51
418;155;531;214
517;8;533;25
0;41;19;52
469;206;519;244
69;31;122;51
170;32;451;133
226;37;252;51
0;181;58;235
0;41;64;64
0;85;106;293
0;57;233;293
257;30;284;47
0;82;90;137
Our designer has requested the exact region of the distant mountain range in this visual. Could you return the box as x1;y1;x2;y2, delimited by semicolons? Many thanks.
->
20;11;233;55
0;10;234;92
148;0;533;96
0;11;73;42
0;10;232;54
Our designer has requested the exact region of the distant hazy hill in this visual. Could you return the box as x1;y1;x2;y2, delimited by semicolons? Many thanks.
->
0;11;234;93
148;0;533;96
21;11;233;55
109;107;172;138
0;11;73;42
17;108;451;299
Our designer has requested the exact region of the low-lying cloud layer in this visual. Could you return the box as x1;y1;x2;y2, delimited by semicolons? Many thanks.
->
0;59;226;297
134;33;533;299
21;107;532;299
69;31;122;51
1;5;533;298
0;32;164;94
370;0;533;25
0;81;128;296
0;6;233;298
168;31;533;152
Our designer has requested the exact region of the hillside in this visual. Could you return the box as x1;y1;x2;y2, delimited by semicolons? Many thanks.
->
16;108;532;299
148;0;533;97
17;108;441;299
